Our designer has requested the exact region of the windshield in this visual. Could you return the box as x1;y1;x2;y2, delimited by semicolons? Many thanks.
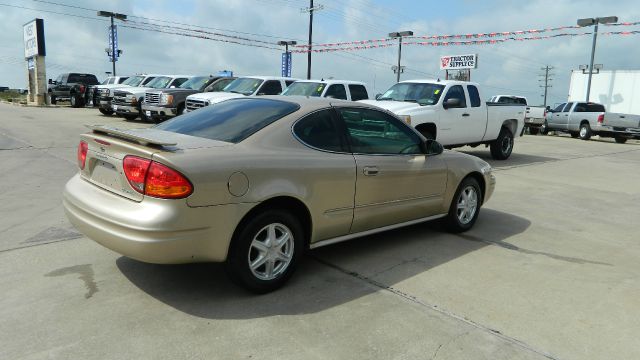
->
146;76;172;89
100;78;111;85
155;98;300;143
179;76;212;90
205;78;235;92
282;82;325;97
122;75;144;87
223;78;263;95
378;82;445;105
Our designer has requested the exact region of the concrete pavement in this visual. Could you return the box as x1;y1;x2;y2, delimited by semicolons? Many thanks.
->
1;102;639;359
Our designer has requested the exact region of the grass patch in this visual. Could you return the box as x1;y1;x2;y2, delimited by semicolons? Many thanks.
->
0;91;27;102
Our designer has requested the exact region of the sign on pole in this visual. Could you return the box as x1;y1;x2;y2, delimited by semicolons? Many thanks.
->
23;19;46;59
281;52;292;77
108;25;119;61
440;54;478;70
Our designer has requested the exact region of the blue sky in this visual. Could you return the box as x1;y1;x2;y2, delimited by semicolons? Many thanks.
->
1;0;639;106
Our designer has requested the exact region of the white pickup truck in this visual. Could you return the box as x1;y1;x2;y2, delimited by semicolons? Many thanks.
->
361;80;526;159
281;79;370;101
185;76;297;112
490;95;546;135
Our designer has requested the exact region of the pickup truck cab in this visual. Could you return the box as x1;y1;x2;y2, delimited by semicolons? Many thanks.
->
281;79;370;100
97;74;160;116
490;95;546;134
545;101;640;143
142;76;236;122
48;73;100;108
112;75;192;121
185;76;297;112
361;80;525;159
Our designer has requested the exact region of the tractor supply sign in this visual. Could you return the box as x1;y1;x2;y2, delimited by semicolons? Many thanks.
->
440;54;477;70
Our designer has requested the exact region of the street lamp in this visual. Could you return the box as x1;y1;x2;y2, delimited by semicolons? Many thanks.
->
98;11;127;77
389;31;413;83
577;16;618;102
278;41;297;77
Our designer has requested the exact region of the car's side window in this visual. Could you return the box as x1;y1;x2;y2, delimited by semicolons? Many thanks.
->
293;109;347;153
562;102;574;112
467;85;481;107
325;84;348;100
285;80;296;87
338;107;422;155
348;84;369;101
443;85;467;107
258;81;283;95
171;78;188;88
553;103;565;112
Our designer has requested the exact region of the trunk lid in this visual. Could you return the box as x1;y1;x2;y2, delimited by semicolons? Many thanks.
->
80;125;231;201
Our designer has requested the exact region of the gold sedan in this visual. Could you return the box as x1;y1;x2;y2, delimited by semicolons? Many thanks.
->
63;96;495;293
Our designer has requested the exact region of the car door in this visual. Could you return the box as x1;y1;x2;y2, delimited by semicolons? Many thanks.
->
462;85;487;143
557;102;574;130
438;85;470;145
336;106;448;234
548;103;565;128
292;108;356;241
53;74;66;96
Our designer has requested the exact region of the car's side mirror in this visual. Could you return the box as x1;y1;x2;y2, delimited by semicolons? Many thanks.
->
375;93;382;100
48;79;54;84
443;98;461;109
424;139;444;156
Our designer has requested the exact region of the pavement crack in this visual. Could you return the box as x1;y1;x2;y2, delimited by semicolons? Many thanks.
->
456;233;612;266
311;255;561;360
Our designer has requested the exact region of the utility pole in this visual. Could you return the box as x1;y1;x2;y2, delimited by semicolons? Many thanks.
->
302;1;323;80
577;16;618;101
389;31;413;83
97;11;127;77
539;66;554;108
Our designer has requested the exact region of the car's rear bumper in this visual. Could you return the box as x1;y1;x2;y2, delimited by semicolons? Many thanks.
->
63;174;253;264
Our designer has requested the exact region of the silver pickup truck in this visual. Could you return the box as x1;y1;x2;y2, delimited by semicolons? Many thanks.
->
543;101;640;143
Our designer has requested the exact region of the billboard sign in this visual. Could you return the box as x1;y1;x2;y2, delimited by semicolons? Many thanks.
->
440;54;477;70
281;52;292;77
23;19;46;58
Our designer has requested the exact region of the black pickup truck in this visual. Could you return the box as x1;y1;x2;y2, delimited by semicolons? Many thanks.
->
48;73;100;107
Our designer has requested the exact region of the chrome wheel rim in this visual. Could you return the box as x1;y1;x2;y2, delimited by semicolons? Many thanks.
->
248;223;294;281
456;186;478;225
501;135;512;154
580;126;587;137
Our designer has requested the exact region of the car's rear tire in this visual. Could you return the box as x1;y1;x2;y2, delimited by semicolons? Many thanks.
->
615;136;628;144
446;177;483;233
490;127;514;160
226;209;304;293
579;123;592;140
70;94;84;108
123;114;138;121
528;127;539;135
98;108;114;116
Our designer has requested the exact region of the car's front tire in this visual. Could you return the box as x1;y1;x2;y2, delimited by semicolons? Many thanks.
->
446;177;483;233
226;209;303;293
579;123;592;140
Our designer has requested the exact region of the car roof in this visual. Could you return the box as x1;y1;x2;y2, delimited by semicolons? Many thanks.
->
241;95;381;112
239;75;301;81
292;79;366;86
399;79;480;87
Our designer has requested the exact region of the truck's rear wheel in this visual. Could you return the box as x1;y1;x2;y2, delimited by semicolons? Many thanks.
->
614;136;628;144
579;123;592;140
490;127;514;160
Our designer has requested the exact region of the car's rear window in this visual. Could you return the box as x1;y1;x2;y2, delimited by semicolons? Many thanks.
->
155;98;300;143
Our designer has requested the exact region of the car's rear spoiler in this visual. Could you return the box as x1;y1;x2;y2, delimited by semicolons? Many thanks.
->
86;125;177;147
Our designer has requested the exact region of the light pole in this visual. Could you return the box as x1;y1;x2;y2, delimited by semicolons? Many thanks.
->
97;11;127;77
577;16;617;102
389;31;413;83
278;40;297;77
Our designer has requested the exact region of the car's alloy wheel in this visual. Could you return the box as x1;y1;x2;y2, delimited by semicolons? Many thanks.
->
446;177;483;233
248;223;294;281
226;209;303;293
70;95;76;107
490;127;513;160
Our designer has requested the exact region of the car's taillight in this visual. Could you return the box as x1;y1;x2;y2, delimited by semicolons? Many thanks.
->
597;113;604;124
77;141;88;169
122;156;192;199
79;85;85;94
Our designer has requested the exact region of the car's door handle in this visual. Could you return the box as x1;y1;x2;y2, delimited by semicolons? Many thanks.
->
363;166;379;176
564;114;569;116
620;115;626;118
462;113;470;117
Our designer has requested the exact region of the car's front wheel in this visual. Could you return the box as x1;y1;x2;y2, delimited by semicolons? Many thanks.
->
226;210;303;293
579;123;592;140
446;177;483;233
